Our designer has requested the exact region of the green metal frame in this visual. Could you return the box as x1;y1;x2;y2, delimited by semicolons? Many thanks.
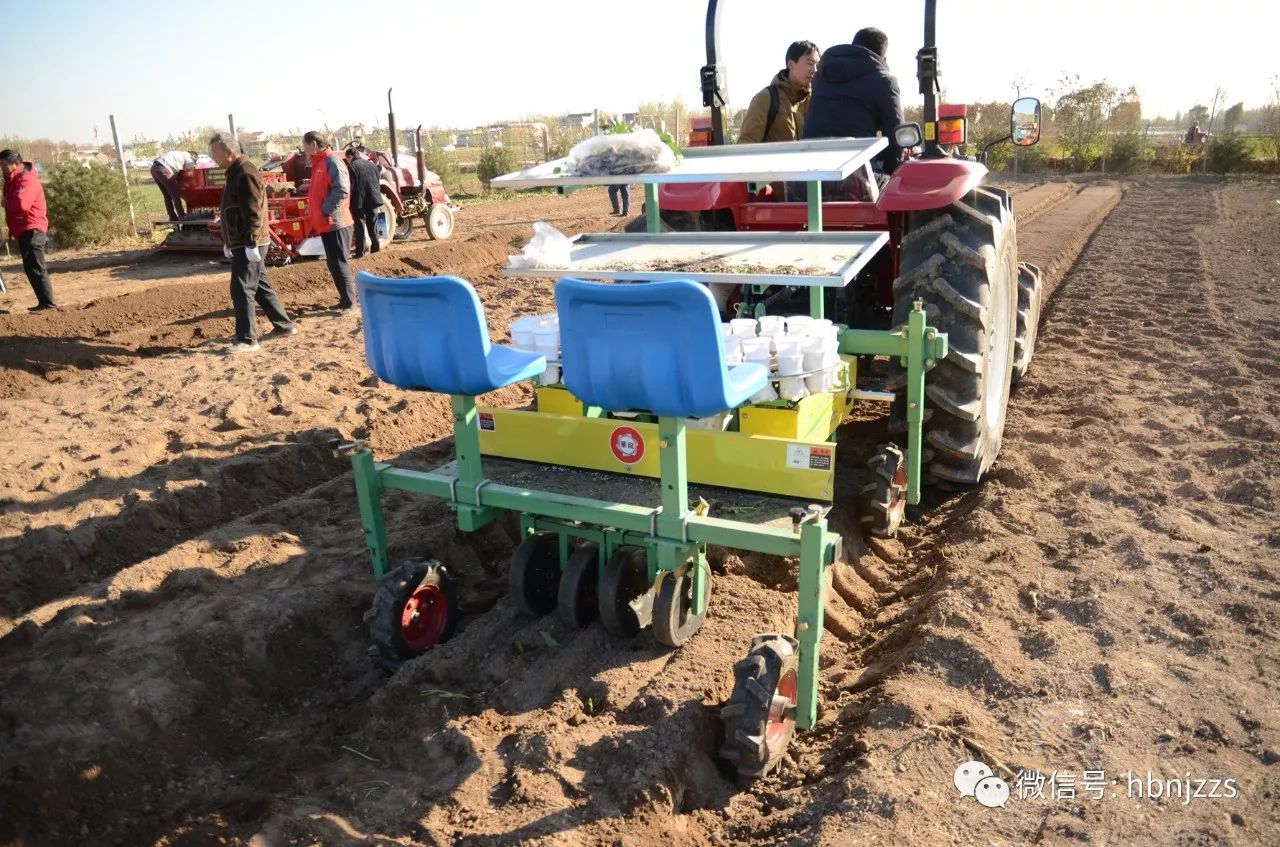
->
839;304;948;503
348;395;839;729
348;175;946;734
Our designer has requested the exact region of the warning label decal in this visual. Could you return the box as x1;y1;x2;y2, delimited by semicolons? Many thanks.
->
786;444;833;471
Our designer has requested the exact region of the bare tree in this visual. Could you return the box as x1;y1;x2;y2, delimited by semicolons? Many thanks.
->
1264;76;1280;159
1206;87;1225;133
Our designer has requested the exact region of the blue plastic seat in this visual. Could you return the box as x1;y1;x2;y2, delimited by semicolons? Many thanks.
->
555;277;768;419
357;272;545;394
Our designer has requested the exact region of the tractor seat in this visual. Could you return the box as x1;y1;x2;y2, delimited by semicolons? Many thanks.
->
357;273;545;395
555;277;767;419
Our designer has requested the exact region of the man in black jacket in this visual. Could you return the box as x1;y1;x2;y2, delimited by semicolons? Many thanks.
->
345;147;385;258
803;27;904;175
210;133;297;352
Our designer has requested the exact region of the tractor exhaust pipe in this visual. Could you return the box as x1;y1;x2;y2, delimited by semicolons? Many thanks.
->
701;0;727;145
414;125;426;185
387;88;398;168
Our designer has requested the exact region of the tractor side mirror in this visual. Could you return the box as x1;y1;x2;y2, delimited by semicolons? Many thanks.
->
1011;97;1042;147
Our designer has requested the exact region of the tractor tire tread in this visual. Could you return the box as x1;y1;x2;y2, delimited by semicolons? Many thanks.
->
368;558;456;673
718;636;799;779
886;191;1017;488
1012;261;1044;385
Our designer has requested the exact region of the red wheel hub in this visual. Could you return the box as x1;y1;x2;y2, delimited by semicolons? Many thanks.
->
400;583;449;652
766;669;798;746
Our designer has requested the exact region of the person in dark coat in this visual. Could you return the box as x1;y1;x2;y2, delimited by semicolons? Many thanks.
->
209;133;296;352
345;147;385;258
803;27;904;175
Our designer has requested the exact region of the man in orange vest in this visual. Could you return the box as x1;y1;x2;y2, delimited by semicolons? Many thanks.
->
302;131;356;313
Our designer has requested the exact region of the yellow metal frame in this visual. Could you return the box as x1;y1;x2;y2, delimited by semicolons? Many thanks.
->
477;407;836;501
534;386;585;416
739;357;856;441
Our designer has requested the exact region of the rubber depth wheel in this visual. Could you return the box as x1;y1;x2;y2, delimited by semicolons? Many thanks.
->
860;444;907;539
367;558;459;672
598;546;653;637
1011;261;1043;385
888;186;1018;487
509;532;561;618
719;634;800;779
556;543;600;629
652;568;709;648
425;203;454;240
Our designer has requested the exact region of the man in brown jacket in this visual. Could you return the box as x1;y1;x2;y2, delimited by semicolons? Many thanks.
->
210;133;297;352
736;41;820;144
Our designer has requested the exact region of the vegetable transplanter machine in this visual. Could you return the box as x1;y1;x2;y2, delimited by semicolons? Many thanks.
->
336;137;947;779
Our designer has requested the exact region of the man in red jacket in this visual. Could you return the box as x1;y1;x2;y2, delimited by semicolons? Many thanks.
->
302;131;356;314
1;149;58;311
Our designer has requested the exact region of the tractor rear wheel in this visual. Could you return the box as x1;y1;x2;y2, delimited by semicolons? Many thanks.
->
367;558;459;672
1011;261;1043;385
719;634;800;780
888;187;1018;487
376;194;398;244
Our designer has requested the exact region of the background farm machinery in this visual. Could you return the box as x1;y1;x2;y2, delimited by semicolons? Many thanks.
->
157;133;454;263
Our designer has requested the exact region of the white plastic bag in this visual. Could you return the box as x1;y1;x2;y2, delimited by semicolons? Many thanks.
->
508;221;574;270
566;129;676;176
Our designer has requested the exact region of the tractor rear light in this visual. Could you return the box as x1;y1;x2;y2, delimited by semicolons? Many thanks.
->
937;118;966;145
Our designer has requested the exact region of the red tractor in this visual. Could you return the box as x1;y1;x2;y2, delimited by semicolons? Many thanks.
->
650;0;1044;490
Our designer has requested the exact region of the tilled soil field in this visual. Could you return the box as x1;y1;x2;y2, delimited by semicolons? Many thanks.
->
0;179;1276;846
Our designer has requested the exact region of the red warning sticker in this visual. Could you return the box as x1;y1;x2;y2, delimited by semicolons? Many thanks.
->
609;426;645;465
479;412;496;431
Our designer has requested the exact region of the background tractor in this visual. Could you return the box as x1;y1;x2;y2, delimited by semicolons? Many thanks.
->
157;103;455;262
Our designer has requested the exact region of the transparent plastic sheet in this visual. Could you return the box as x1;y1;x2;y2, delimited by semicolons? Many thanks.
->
566;129;676;176
507;221;574;271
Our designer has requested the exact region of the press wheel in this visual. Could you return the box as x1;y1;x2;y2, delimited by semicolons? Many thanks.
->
557;542;600;629
652;568;708;647
509;532;560;617
598;546;653;637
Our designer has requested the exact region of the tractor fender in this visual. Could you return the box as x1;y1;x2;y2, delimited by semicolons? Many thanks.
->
380;181;405;215
658;181;749;213
875;158;988;213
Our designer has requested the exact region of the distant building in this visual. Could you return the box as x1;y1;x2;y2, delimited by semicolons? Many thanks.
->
334;124;367;145
560;113;595;129
239;130;283;158
72;148;109;166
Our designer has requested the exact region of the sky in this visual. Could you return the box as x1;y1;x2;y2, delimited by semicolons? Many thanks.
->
2;0;1276;145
